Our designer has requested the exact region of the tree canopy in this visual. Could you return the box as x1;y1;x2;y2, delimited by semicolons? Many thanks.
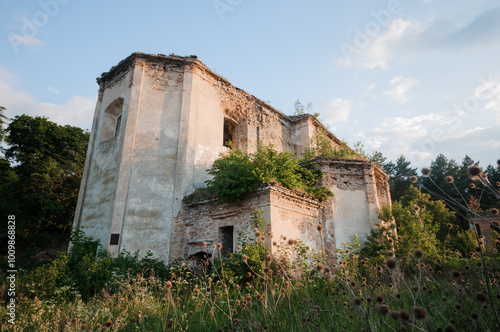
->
1;114;90;251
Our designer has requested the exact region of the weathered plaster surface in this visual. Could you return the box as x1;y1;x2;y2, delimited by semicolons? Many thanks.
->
73;53;392;265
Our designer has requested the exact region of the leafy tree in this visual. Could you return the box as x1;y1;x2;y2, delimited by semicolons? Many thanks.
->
2;115;90;244
369;150;387;166
384;155;417;201
389;186;461;261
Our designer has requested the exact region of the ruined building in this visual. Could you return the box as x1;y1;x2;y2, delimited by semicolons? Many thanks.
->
73;52;392;265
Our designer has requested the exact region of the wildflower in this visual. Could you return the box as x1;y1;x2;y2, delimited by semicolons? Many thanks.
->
166;280;172;290
324;266;331;274
376;296;384;303
471;312;479;320
400;309;410;322
387;250;394;257
468;165;483;178
421;167;431;177
386;258;397;269
445;175;454;183
451;270;460;278
476;292;488;302
105;319;113;328
210;310;214;317
411;249;422;259
354;297;362;306
272;241;277;246
378;305;390;316
242;255;248;263
254;228;262;237
390;311;400;320
266;254;272;263
409;175;418;183
491;208;499;215
316;263;324;272
413;306;427;320
202;241;207;247
447;223;453;229
217;242;223;250
413;205;420;213
288;239;294;246
317;224;323;231
444;325;457;332
470;183;476;189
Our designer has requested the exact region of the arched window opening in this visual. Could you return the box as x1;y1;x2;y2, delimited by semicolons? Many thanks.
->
101;98;124;142
223;119;237;148
189;252;211;269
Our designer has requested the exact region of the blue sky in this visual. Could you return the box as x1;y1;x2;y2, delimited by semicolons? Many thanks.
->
1;0;499;169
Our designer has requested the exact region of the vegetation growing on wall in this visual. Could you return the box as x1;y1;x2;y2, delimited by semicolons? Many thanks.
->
200;145;333;203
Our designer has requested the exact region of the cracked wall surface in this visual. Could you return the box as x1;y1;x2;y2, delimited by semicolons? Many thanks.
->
73;53;392;264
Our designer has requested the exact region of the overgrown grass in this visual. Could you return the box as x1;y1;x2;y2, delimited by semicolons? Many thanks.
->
1;231;499;331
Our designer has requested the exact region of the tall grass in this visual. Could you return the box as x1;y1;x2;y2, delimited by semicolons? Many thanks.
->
1;232;498;331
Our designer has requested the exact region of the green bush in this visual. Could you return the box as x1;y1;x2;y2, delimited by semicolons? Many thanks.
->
205;145;333;202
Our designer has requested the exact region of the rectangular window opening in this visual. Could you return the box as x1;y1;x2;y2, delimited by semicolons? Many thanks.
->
110;233;120;245
219;226;234;256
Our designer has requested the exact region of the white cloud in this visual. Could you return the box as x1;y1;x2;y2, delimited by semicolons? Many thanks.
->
47;86;59;94
0;69;95;129
384;76;419;103
319;98;351;124
338;18;423;69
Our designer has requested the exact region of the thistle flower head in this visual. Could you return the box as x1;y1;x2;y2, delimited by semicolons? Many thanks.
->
400;309;410;321
217;242;223;250
468;165;483;178
378;305;390;316
470;183;476;189
421;168;431;177
390;311;400;320
413;249;423;259
445;175;454;184
476;292;488;302
444;325;457;332
413;205;420;213
413;306;427;320
386;258;397;269
491;208;498;215
409;175;418;183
